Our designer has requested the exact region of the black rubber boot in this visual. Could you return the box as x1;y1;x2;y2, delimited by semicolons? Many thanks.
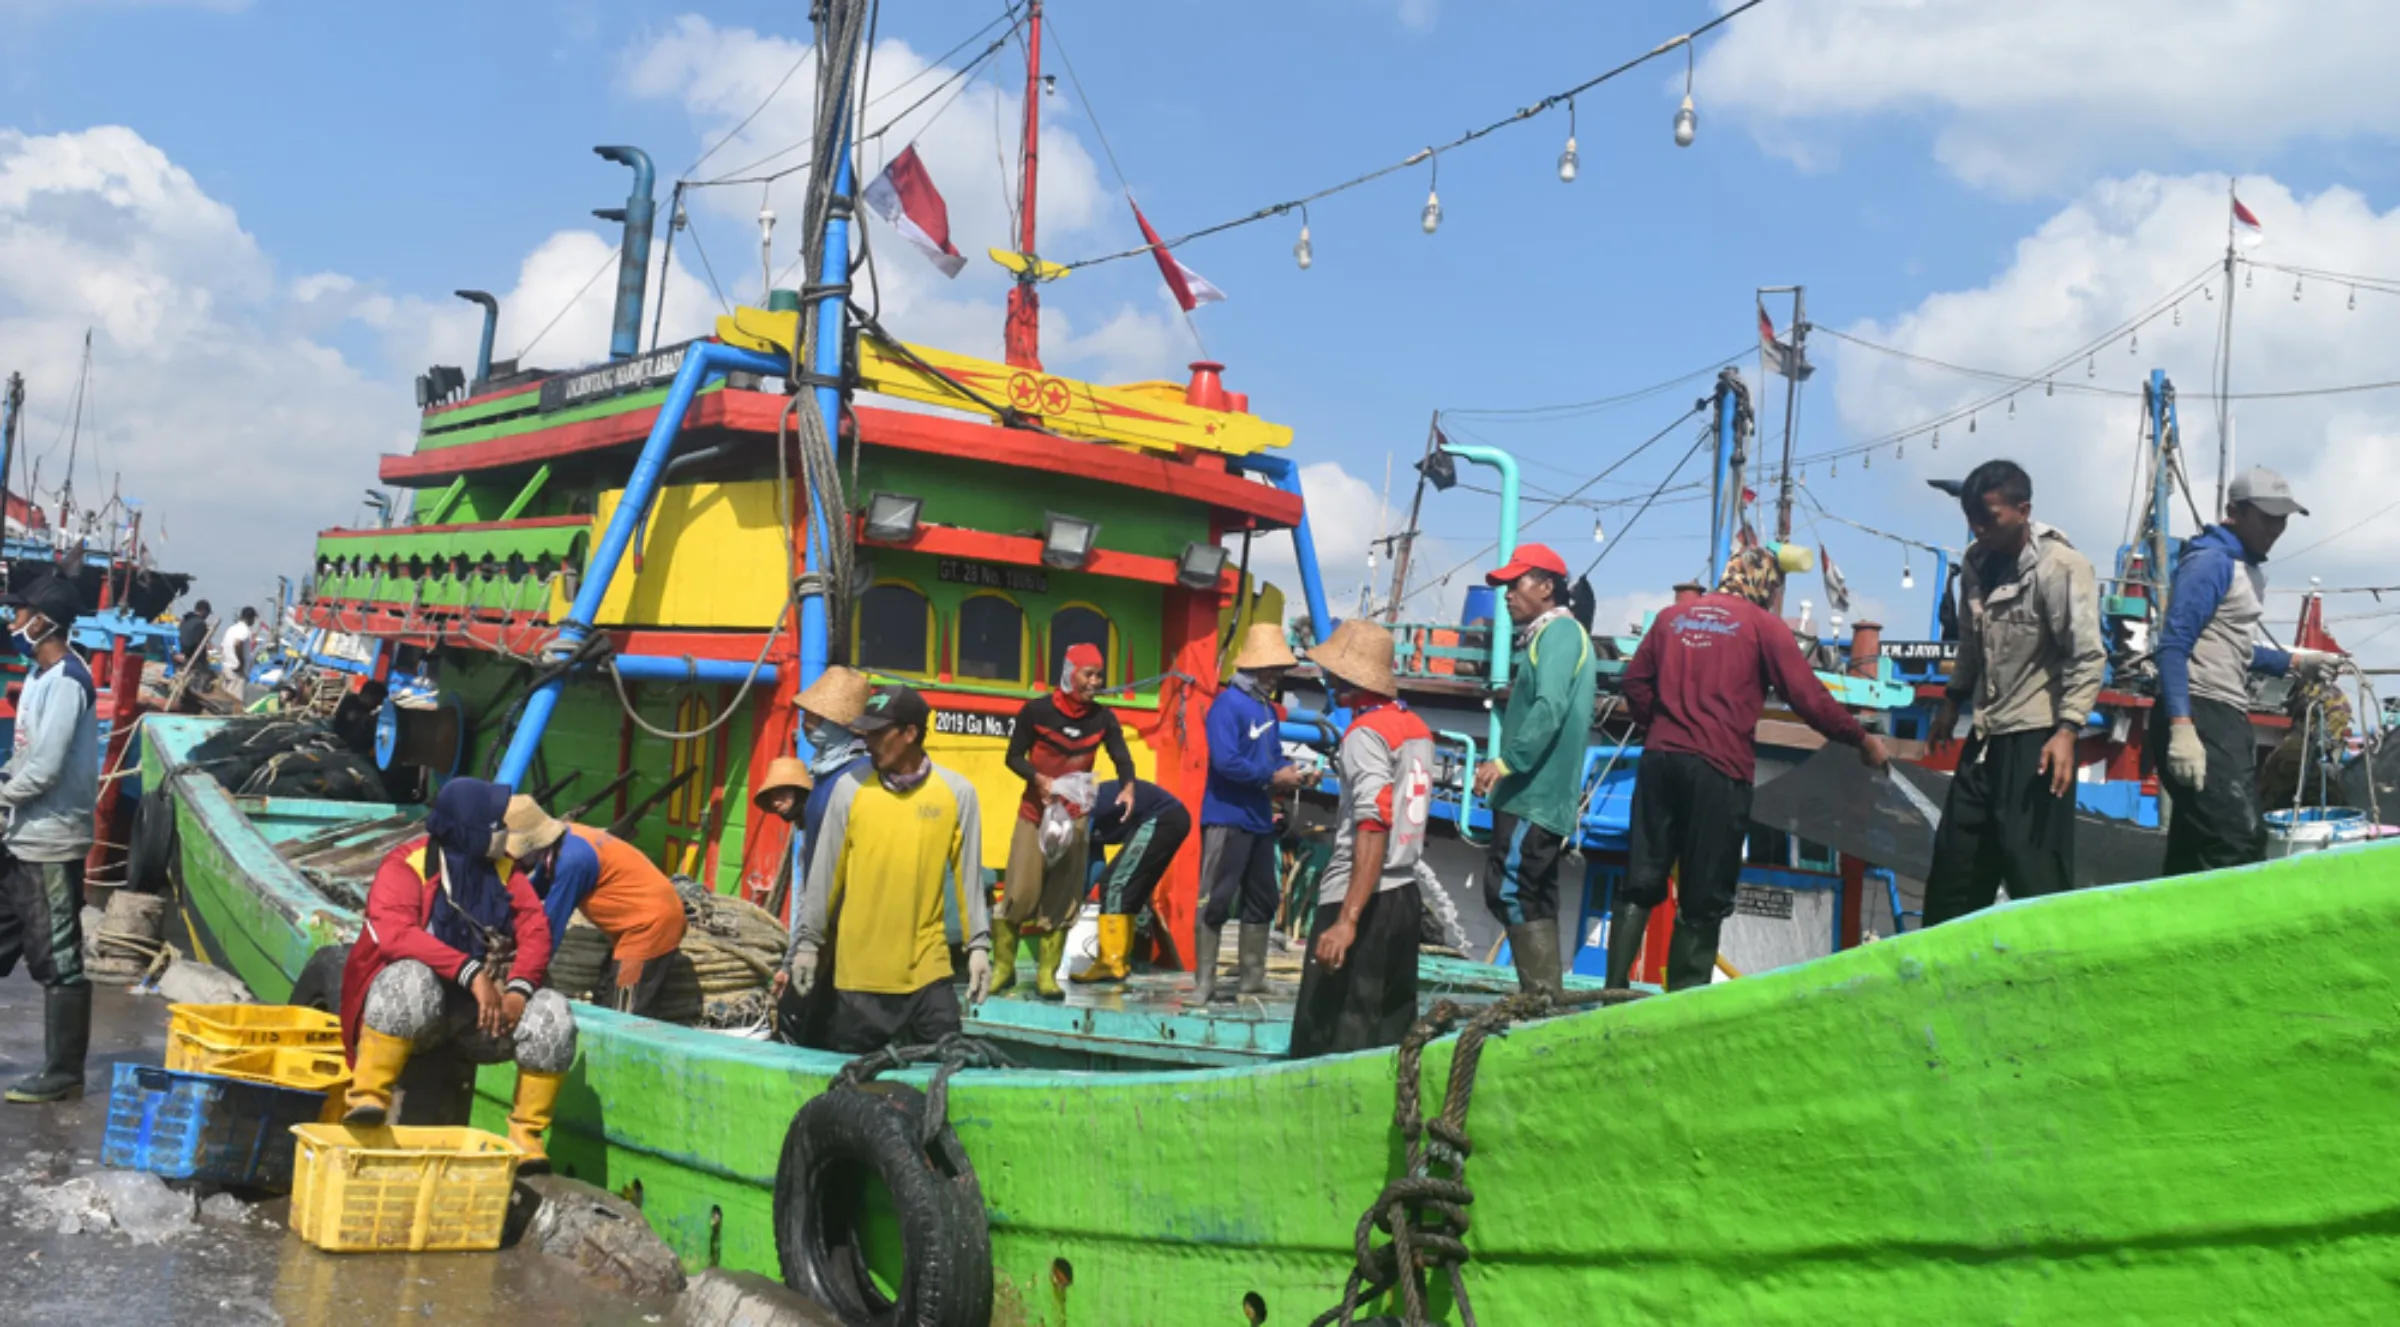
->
7;982;92;1103
1193;920;1228;1003
1506;923;1564;997
1235;925;1270;997
1664;917;1723;993
1604;904;1650;990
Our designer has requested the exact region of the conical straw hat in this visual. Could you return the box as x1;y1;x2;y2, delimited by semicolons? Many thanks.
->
1232;622;1300;671
1306;619;1398;698
501;795;569;859
753;756;814;812
796;666;872;726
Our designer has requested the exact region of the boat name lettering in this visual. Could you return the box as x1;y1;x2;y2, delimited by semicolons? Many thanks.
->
933;710;1017;739
1734;886;1794;920
1884;640;1960;663
538;342;696;413
936;559;1048;593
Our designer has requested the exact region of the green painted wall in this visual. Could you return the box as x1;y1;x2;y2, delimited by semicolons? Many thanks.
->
852;449;1210;562
860;546;1170;694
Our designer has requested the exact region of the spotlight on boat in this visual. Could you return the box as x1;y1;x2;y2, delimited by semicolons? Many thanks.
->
1177;541;1230;591
1042;512;1100;570
864;491;924;544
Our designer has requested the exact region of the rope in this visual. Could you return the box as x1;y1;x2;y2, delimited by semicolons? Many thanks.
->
832;1031;1017;1150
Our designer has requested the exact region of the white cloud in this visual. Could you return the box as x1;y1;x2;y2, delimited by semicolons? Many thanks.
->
1226;460;1447;624
1386;0;1439;32
1821;171;2400;658
1700;0;2400;193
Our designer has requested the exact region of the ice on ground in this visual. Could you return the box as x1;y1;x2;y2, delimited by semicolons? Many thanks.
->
17;1172;197;1243
200;1192;251;1225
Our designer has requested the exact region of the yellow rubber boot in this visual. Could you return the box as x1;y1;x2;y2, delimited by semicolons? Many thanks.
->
508;1068;567;1172
341;1027;412;1127
987;918;1021;995
1033;928;1068;1000
1071;915;1133;984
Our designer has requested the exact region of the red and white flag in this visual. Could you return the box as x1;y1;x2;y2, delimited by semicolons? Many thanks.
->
1131;203;1224;312
1759;302;1813;379
862;145;966;278
1820;543;1851;615
2232;195;2265;249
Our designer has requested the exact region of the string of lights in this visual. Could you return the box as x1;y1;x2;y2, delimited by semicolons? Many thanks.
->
1057;0;1774;271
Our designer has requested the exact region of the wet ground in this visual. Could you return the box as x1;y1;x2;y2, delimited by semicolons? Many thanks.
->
0;971;677;1326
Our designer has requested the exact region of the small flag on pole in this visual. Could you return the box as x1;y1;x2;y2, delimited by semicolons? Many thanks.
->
1760;303;1813;380
1820;543;1851;615
2232;195;2265;249
1132;203;1225;312
862;145;967;278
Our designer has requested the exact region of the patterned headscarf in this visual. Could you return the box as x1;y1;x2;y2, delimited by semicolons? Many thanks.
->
1716;546;1785;609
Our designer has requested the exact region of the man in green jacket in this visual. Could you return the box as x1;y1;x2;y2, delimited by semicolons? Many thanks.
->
1472;543;1598;995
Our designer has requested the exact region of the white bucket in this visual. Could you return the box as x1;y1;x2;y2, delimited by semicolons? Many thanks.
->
2264;806;2373;859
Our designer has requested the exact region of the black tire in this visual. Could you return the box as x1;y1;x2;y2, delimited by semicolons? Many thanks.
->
126;787;179;895
288;944;352;1014
773;1082;992;1327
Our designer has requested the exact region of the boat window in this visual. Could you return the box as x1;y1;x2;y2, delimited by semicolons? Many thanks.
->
956;594;1026;683
855;582;934;675
1048;604;1114;683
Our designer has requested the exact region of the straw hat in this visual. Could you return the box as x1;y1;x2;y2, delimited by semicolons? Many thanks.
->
753;756;814;813
796;666;873;726
1232;622;1300;672
502;795;570;859
1306;619;1399;698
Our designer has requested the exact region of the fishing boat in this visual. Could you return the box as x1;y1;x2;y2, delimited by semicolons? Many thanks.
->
141;3;2400;1321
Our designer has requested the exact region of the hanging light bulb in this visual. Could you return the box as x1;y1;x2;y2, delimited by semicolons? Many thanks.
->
2130;330;2139;355
2046;378;2055;397
2245;266;2253;289
1903;556;1915;591
2008;397;2017;420
1932;426;1941;450
1897;440;1905;459
1294;205;1313;270
1420;149;1442;234
1592;515;1606;543
2203;283;2214;301
2086;355;2095;379
1559;98;1580;183
1674;42;1698;147
2294;276;2304;301
2173;302;2182;326
1969;412;1978;433
1863;450;1872;470
1830;458;1838;478
2350;285;2358;311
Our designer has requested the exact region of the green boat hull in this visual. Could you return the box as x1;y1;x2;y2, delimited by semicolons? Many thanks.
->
142;717;2400;1322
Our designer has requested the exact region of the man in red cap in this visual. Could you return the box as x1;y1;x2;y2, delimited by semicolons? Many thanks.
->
1470;542;1596;995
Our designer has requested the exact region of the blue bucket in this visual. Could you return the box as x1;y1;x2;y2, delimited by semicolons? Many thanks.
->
2263;806;2372;858
101;1063;328;1191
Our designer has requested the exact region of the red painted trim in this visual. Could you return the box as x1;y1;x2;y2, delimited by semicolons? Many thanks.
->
303;600;774;663
319;516;587;540
381;391;793;484
860;522;1237;595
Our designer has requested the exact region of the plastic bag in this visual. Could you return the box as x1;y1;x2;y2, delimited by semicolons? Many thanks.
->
1039;772;1097;863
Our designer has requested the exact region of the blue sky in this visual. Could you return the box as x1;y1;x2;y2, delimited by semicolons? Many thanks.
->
6;0;2400;656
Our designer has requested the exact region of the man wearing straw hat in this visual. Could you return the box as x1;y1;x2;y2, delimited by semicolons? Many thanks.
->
503;796;690;1016
1290;618;1436;1058
791;665;875;863
1470;543;1597;997
1195;622;1313;1002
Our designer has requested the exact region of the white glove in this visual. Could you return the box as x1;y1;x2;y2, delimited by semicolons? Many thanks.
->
786;947;819;998
965;948;993;1006
2166;721;2207;788
2290;648;2340;680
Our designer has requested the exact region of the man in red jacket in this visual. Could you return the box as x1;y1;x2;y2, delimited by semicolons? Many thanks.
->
1614;545;1890;991
338;778;576;1167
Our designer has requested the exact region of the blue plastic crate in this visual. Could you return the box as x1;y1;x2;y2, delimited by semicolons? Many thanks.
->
101;1062;328;1191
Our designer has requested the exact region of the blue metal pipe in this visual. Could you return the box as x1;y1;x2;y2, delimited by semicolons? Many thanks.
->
1927;547;1950;640
454;291;499;383
796;125;856;721
1435;441;1518;758
1232;452;1333;641
1711;374;1739;584
611;655;781;686
495;339;787;788
594;146;655;363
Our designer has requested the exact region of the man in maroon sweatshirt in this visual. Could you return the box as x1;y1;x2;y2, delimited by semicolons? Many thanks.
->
1613;545;1890;991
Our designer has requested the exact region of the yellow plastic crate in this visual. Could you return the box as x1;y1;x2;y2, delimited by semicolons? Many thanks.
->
209;1046;353;1124
289;1124;521;1253
165;1004;342;1073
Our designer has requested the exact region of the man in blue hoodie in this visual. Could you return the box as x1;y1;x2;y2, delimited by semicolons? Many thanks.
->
1196;624;1312;1002
2153;467;2337;874
0;576;98;1103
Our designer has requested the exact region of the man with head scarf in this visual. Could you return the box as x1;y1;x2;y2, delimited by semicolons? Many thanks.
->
1470;543;1598;996
1196;623;1311;1002
996;642;1136;999
0;576;98;1102
1614;543;1890;992
339;777;577;1168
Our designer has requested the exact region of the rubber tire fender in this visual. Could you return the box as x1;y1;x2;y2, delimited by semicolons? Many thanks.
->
126;787;179;895
773;1081;993;1327
288;944;352;1014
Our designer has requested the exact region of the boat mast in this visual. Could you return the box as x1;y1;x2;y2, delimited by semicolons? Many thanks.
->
0;373;19;540
1768;285;1806;543
2213;177;2238;518
1002;0;1046;369
1383;412;1440;622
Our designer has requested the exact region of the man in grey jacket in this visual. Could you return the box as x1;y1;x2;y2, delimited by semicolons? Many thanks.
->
0;576;98;1102
1926;460;2106;926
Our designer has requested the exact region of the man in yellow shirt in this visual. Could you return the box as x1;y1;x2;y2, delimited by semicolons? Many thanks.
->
783;685;992;1052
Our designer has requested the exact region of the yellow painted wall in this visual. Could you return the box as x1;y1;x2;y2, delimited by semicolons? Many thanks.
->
929;719;1159;876
593;480;792;628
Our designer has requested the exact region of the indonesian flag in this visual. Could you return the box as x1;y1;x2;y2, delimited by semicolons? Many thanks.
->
2232;195;2265;249
1759;302;1813;380
1131;203;1225;312
862;145;966;278
1820;543;1851;615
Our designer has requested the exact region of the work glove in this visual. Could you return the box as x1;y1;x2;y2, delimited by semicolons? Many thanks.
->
2166;722;2207;788
2290;648;2341;680
786;947;819;998
965;948;993;1007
